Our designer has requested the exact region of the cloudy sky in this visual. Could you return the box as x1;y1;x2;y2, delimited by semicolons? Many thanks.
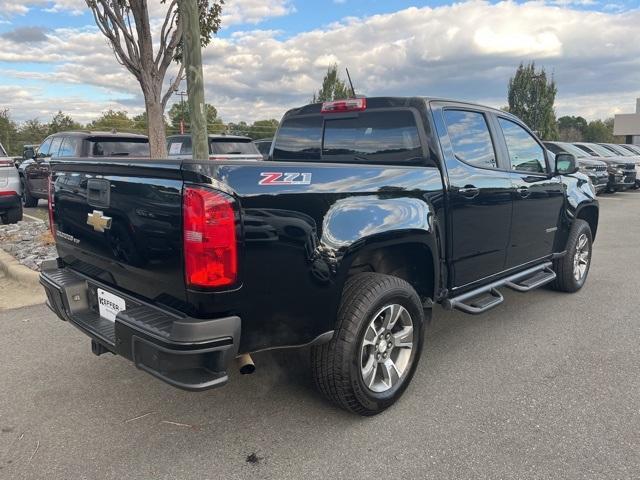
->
0;0;639;125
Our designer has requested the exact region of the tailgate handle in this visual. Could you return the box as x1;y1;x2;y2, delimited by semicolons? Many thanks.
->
87;179;111;208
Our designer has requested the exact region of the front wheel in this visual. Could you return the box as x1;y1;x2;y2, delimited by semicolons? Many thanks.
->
550;219;592;293
311;273;427;416
21;179;38;208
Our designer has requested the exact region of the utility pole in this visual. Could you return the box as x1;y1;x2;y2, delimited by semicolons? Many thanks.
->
179;0;208;160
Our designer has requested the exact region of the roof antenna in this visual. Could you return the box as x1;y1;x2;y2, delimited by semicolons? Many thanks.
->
345;68;356;98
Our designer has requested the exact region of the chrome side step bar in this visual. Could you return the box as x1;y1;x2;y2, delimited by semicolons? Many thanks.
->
443;262;555;315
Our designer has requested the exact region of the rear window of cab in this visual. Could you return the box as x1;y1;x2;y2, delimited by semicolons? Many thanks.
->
273;110;424;165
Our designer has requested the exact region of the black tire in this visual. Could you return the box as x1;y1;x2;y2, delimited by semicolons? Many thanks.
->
4;205;23;224
311;273;427;416
550;219;592;293
21;178;38;208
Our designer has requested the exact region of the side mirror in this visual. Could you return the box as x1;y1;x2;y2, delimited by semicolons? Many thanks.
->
23;147;35;160
555;153;578;175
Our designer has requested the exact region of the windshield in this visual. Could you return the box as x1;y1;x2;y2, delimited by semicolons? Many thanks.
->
557;142;592;158
209;140;259;155
581;143;616;157
89;138;150;157
605;144;634;156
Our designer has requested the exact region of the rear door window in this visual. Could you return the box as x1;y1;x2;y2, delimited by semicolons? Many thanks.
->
59;137;81;157
498;118;547;174
210;140;259;155
444;110;497;169
89;138;150;157
323;110;422;164
273;116;323;160
168;137;191;155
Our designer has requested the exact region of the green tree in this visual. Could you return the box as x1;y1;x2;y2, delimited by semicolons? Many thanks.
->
89;110;136;132
86;0;224;157
226;121;249;136
0;109;19;155
507;62;559;140
18;119;49;147
313;64;350;102
48;111;81;135
247;119;279;140
132;112;148;132
583;119;614;143
557;115;587;142
168;102;222;132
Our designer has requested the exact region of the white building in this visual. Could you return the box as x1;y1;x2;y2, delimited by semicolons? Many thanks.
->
614;98;640;145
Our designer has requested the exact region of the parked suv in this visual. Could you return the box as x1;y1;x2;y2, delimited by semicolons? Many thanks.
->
544;141;609;193
598;143;640;188
19;131;149;207
0;144;22;224
167;134;262;161
572;142;637;192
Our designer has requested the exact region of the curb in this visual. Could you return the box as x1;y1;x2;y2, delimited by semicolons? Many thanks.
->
0;249;46;301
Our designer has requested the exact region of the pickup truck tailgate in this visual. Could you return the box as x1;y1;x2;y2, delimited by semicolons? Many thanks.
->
51;158;187;308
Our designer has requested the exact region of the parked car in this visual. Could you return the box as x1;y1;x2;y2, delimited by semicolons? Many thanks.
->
19;131;149;207
572;142;637;192
619;144;640;156
253;138;273;160
544;141;609;193
167;134;262;161
41;97;598;416
0;145;22;224
597;143;640;188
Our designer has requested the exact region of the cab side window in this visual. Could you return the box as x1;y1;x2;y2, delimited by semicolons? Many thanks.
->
498;118;546;174
49;136;64;158
443;110;497;169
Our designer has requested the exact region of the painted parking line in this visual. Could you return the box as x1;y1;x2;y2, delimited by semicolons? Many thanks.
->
23;213;45;223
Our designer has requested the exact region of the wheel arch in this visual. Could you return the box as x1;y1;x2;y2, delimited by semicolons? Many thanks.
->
338;231;439;304
575;203;599;241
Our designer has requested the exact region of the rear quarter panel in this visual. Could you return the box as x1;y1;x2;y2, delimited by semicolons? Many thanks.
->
184;161;444;352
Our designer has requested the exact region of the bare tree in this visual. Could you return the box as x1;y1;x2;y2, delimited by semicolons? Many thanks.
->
86;0;223;157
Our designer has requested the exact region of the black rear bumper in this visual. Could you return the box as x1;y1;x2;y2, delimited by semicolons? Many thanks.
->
40;265;240;391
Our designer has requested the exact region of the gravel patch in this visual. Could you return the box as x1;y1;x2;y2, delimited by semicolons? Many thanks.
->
0;220;57;271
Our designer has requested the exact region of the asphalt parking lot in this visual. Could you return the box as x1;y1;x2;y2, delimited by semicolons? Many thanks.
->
1;192;639;480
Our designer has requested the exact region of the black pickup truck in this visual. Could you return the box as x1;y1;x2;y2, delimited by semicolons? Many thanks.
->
40;97;598;415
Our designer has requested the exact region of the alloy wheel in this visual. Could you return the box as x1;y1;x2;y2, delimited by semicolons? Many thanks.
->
359;304;414;393
573;233;590;281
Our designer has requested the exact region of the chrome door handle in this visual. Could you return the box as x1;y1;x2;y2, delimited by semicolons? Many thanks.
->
459;186;480;199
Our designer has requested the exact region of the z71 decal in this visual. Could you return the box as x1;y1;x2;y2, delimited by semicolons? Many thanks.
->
259;172;312;186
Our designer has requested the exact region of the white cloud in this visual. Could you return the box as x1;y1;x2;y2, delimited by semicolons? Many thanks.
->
1;1;640;125
221;0;295;26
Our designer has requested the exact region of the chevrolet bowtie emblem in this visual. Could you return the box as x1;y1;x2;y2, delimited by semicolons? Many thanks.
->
87;210;112;232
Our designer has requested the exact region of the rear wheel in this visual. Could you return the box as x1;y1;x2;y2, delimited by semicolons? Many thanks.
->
550;219;592;293
4;204;23;224
311;273;427;416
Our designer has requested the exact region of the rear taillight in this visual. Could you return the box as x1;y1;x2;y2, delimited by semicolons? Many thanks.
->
183;186;237;288
0;159;14;167
47;176;55;235
321;98;367;113
0;191;17;196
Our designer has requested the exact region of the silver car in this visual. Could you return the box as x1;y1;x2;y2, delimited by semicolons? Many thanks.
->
0;143;23;224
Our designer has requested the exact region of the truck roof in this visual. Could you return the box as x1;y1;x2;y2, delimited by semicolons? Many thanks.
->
168;134;253;142
282;96;510;119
